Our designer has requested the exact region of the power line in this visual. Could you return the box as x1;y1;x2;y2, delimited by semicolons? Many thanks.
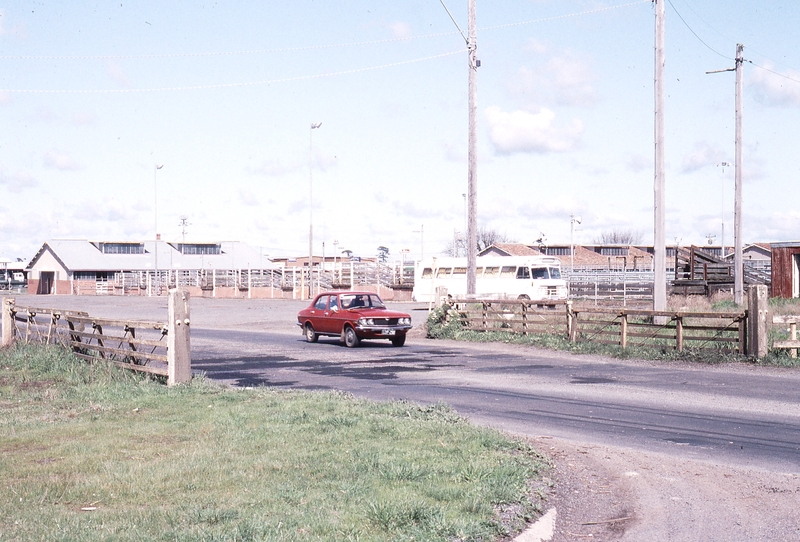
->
666;0;730;60
2;49;467;93
0;1;649;61
481;0;650;31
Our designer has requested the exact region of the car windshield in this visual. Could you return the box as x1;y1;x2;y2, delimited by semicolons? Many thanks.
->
340;294;386;309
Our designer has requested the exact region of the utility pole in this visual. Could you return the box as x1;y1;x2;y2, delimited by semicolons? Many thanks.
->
734;43;744;304
707;45;744;304
466;0;478;295
653;0;666;313
308;122;322;300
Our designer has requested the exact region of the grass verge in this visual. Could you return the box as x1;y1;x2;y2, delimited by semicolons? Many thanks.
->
425;301;800;367
0;344;550;542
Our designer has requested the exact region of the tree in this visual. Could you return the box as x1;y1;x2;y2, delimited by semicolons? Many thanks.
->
441;226;514;256
593;229;643;245
377;246;389;263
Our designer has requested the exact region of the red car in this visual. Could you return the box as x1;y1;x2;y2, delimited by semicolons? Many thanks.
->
297;291;412;347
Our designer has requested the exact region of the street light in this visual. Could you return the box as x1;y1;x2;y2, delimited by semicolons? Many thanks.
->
716;161;731;258
154;164;163;296
413;225;424;262
570;214;581;272
309;122;322;300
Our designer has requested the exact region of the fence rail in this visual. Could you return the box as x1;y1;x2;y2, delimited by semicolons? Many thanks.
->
2;290;191;386
447;299;747;353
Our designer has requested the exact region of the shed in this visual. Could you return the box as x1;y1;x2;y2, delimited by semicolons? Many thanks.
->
770;242;800;298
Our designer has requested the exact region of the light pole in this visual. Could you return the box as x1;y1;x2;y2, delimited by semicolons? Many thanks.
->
570;214;581;272
154;164;163;296
413;225;424;262
309;122;322;300
716;162;731;257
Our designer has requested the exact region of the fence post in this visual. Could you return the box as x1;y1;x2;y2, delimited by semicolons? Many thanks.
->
791;321;797;359
521;301;528;335
620;312;628;348
747;285;768;358
167;289;192;386
675;316;683;352
2;297;15;347
567;301;578;342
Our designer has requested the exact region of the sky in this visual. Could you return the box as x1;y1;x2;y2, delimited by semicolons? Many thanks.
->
1;0;799;264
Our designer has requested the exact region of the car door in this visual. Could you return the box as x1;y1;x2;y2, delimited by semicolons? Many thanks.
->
307;295;330;332
321;294;345;335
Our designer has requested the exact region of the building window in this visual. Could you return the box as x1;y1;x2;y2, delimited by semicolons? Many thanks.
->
598;247;629;256
544;247;571;256
74;271;96;280
176;244;221;255
99;243;145;254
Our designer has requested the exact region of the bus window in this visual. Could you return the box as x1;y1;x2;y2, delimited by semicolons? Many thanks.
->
531;267;549;280
437;267;452;278
421;268;433;279
452;267;467;275
484;267;499;278
500;266;516;278
549;267;562;279
516;267;530;279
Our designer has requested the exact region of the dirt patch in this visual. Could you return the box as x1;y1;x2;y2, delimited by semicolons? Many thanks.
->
536;437;800;542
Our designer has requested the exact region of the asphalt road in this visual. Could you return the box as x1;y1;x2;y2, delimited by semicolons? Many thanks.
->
189;326;800;473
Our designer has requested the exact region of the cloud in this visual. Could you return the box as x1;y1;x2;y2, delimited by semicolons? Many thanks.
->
246;158;297;177
680;142;727;174
105;60;132;88
627;154;651;173
0;10;27;39
238;187;260;207
43;150;83;171
72;112;95;126
546;52;597;107
485;105;583;155
0;91;12;105
750;63;800;107
389;21;411;38
0;169;38;192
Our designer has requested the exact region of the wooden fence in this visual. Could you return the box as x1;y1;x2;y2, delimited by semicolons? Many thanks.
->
1;289;191;386
446;299;747;354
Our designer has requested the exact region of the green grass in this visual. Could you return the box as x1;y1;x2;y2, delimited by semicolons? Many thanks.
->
0;344;550;542
425;303;800;366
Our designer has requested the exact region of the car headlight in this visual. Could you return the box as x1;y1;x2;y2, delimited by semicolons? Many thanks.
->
400;317;411;325
359;318;374;326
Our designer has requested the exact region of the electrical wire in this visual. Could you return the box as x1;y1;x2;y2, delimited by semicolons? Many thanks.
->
666;0;730;60
3;49;467;93
0;1;649;61
481;0;650;31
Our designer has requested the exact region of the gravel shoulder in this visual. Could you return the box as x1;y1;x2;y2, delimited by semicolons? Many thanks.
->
532;437;800;542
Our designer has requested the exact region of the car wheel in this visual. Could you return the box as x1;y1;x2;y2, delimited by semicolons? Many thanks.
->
343;326;360;348
391;334;406;347
304;323;318;343
517;294;530;300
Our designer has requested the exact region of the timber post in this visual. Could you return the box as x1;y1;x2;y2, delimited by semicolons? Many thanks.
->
2;297;15;347
620;311;628;349
747;285;768;358
167;289;192;386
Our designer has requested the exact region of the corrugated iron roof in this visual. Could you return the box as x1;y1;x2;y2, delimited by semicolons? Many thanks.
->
27;239;277;272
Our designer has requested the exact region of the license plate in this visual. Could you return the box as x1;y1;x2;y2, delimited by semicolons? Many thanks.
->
381;329;396;336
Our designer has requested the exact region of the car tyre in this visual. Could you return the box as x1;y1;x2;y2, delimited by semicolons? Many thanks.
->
391;334;406;347
304;323;318;343
343;326;360;348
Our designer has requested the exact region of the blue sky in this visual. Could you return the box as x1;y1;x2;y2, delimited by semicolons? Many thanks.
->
1;0;799;263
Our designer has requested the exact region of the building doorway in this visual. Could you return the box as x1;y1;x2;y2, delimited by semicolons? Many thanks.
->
37;271;54;294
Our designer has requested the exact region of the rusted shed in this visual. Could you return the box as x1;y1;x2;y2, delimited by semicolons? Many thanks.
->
770;242;800;298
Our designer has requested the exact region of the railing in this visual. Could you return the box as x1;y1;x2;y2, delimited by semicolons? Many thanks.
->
1;290;191;386
446;299;747;354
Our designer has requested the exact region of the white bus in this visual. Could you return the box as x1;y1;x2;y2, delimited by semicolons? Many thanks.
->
412;256;568;302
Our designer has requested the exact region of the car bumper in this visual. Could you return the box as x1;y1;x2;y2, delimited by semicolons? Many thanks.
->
355;325;412;337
